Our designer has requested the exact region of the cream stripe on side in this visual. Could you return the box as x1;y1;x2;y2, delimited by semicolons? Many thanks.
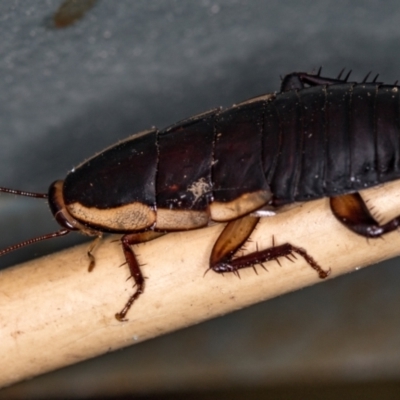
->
67;201;156;231
210;190;272;222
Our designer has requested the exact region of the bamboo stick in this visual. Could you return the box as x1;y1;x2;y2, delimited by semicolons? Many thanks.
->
1;181;400;388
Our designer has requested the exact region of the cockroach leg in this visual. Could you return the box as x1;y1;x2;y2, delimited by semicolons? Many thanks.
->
209;215;330;279
210;215;260;269
330;193;400;237
115;231;166;321
87;234;103;272
281;71;341;92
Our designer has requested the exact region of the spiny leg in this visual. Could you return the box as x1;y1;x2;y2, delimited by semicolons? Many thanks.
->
116;231;166;322
209;215;330;279
330;193;400;238
210;215;259;269
281;70;356;92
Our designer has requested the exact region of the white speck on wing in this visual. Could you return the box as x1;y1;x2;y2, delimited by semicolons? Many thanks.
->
187;178;211;204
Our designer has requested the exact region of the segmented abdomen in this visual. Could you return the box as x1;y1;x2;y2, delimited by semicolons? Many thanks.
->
266;83;400;205
64;80;400;216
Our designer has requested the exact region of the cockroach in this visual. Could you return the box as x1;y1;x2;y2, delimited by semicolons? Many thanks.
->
1;69;399;321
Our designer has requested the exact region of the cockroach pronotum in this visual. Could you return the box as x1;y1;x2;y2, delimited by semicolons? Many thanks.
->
1;69;399;321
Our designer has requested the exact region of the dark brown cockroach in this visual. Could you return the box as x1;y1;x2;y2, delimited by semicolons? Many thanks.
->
1;69;399;321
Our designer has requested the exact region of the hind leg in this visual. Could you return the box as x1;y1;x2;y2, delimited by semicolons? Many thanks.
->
209;215;330;279
281;69;354;92
330;193;400;237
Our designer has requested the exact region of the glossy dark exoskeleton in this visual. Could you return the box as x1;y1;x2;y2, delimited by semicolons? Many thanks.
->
2;69;400;321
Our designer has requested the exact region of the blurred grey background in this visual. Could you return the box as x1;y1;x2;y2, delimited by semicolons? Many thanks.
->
1;1;400;399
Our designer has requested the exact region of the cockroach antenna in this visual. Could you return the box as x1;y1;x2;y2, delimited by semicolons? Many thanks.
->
0;230;70;257
0;187;48;198
0;187;70;257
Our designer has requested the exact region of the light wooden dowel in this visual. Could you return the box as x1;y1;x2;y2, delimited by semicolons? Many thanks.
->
1;181;400;388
